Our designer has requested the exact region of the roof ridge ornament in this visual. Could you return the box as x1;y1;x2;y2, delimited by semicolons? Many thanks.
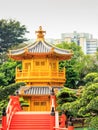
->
35;26;46;41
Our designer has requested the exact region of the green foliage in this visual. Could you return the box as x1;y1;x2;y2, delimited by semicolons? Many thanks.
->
0;19;29;52
0;82;25;101
62;100;80;117
19;97;29;107
57;69;98;129
89;116;98;130
93;77;98;83
56;87;77;111
84;73;98;84
56;42;84;88
86;96;98;112
0;72;8;85
65;61;80;88
0;59;21;86
61;82;98;129
56;42;98;89
0;52;8;63
75;55;94;86
77;83;98;117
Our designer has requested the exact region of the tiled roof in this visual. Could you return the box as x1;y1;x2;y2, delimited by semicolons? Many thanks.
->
24;87;50;95
9;40;72;55
24;86;61;95
28;41;51;53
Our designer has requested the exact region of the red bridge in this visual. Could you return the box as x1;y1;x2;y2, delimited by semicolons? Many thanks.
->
0;96;74;130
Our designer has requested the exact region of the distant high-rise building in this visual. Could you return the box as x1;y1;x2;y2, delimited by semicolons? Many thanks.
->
86;39;98;54
61;31;98;54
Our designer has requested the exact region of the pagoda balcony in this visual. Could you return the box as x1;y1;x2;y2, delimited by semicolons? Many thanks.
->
16;68;65;83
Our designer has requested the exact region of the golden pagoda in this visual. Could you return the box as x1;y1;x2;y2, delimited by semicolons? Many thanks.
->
9;26;73;111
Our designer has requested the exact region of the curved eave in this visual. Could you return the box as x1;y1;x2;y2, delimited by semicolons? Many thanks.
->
9;50;73;61
9;40;72;55
53;52;73;60
8;52;49;61
8;40;73;61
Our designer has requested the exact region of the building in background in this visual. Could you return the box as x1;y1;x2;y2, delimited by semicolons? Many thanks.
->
61;31;98;54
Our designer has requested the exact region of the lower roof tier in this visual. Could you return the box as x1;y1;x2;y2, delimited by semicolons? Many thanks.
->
17;86;62;96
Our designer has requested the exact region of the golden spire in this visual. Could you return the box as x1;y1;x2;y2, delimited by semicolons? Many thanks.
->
35;26;46;41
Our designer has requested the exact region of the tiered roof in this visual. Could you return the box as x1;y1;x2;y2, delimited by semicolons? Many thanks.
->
9;26;73;60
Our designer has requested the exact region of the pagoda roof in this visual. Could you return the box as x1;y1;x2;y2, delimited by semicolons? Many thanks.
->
19;86;61;95
9;26;73;60
24;87;50;95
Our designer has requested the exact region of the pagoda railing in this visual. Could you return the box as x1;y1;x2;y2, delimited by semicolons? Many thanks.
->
16;68;65;80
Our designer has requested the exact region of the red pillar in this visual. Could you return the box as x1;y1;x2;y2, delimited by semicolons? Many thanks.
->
50;107;55;130
60;111;67;128
50;88;55;130
50;88;56;110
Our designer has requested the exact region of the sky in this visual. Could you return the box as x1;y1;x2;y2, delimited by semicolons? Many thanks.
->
0;0;98;39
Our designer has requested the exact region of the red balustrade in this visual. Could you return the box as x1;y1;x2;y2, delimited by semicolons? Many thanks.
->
1;96;22;130
0;93;74;130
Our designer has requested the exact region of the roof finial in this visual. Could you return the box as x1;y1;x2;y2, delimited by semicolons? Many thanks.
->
35;26;46;41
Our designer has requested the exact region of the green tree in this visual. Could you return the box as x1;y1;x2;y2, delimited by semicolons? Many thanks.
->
73;52;98;88
56;42;98;88
56;87;77;111
0;19;29;52
91;52;98;72
61;73;98;129
84;72;98;85
56;42;84;88
0;59;21;86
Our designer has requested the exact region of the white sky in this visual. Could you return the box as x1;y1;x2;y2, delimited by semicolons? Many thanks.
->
0;0;98;39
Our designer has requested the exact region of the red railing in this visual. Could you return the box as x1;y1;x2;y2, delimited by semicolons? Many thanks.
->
1;96;22;130
50;89;74;130
0;94;74;130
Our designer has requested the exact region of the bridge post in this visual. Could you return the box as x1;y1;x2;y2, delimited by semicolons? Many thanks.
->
59;110;67;128
50;88;56;130
50;88;56;110
50;107;55;130
1;107;6;130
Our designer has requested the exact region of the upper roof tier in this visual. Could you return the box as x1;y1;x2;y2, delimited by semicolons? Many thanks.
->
9;26;73;60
